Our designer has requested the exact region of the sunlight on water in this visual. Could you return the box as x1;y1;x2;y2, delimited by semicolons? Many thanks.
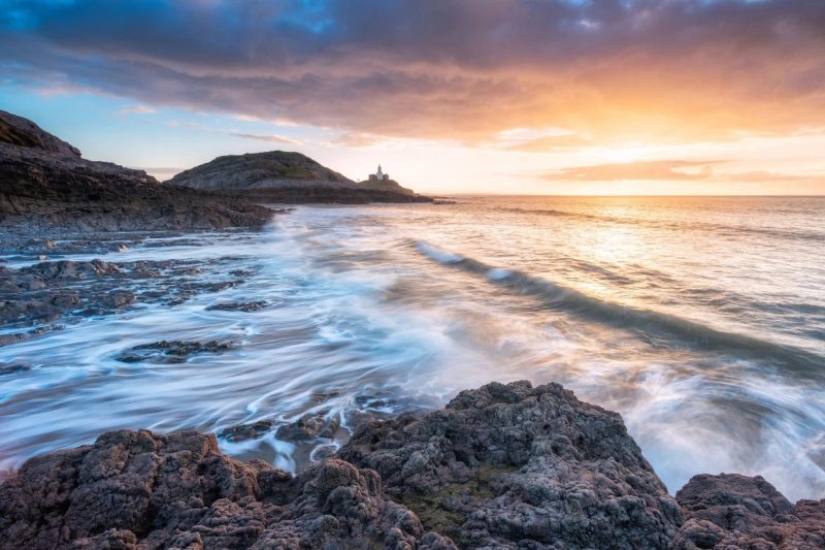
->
2;197;824;501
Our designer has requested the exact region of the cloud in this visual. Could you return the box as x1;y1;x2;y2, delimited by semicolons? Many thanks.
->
505;135;592;152
544;160;722;181
119;104;156;115
1;1;824;144
229;132;300;145
333;132;382;147
724;170;821;183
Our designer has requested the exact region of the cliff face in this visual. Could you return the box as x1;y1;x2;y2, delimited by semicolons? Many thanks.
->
2;380;821;550
0;111;81;158
0;111;274;231
167;150;433;204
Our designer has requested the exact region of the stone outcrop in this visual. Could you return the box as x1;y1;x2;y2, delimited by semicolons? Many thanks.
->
673;473;825;549
0;259;133;331
0;256;250;343
0;430;454;550
167;151;433;204
1;381;822;549
340;380;682;549
114;340;236;364
0;110;274;231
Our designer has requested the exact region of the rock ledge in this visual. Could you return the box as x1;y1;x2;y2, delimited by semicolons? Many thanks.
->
1;381;823;549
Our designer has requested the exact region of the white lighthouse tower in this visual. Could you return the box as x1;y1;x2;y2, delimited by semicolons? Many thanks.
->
369;164;390;182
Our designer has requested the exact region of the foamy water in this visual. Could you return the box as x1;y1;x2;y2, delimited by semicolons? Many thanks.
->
1;196;824;501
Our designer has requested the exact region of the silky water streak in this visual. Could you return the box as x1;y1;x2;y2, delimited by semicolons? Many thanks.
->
1;196;823;502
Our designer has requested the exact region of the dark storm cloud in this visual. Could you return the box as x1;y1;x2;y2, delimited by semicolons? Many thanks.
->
2;0;824;142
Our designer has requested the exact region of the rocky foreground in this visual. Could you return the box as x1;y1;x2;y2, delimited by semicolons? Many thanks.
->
1;381;822;550
0;110;274;232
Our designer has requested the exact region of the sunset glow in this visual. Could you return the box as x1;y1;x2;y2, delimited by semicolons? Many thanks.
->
1;0;823;194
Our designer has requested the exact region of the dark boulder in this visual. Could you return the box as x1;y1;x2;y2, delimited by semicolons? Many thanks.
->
339;380;683;549
4;381;822;549
114;340;236;363
673;473;825;549
0;429;455;550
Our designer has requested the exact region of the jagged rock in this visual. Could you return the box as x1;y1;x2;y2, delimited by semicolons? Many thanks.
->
0;363;31;376
22;259;123;281
4;382;823;549
276;412;341;442
219;420;277;443
0;260;141;327
673;473;825;549
206;300;268;312
0;260;131;326
339;380;683;549
0;429;455;550
114;340;235;363
101;290;136;309
0;254;257;336
0;109;274;231
167;150;433;204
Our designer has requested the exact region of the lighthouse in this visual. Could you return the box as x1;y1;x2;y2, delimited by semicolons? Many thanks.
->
369;164;390;182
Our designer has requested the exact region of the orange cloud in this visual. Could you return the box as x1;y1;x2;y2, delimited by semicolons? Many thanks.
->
2;0;824;147
544;160;723;181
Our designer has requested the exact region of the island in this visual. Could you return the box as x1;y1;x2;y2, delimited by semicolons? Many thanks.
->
166;152;433;204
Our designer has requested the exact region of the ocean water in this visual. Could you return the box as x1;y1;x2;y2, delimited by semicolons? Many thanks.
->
1;196;824;501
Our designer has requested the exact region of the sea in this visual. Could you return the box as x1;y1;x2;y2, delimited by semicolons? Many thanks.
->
1;195;824;501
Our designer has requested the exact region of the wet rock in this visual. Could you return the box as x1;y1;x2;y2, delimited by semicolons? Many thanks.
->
0;363;31;376
0;324;65;346
206;300;268;312
0;430;455;550
673;473;825;549
101;290;136;309
114;340;235;363
311;444;339;462
276;412;341;443
219;420;276;443
6;382;822;549
340;380;683;549
0;260;132;326
22;259;122;281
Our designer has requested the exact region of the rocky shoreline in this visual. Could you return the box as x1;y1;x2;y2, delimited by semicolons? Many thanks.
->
1;381;822;549
0;248;261;347
0;111;275;233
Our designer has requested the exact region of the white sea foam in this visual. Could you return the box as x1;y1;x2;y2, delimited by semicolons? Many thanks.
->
1;198;824;502
415;241;463;263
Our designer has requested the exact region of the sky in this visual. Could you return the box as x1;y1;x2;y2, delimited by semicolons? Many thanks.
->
1;0;824;195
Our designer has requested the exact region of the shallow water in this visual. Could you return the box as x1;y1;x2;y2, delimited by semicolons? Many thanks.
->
1;196;824;501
